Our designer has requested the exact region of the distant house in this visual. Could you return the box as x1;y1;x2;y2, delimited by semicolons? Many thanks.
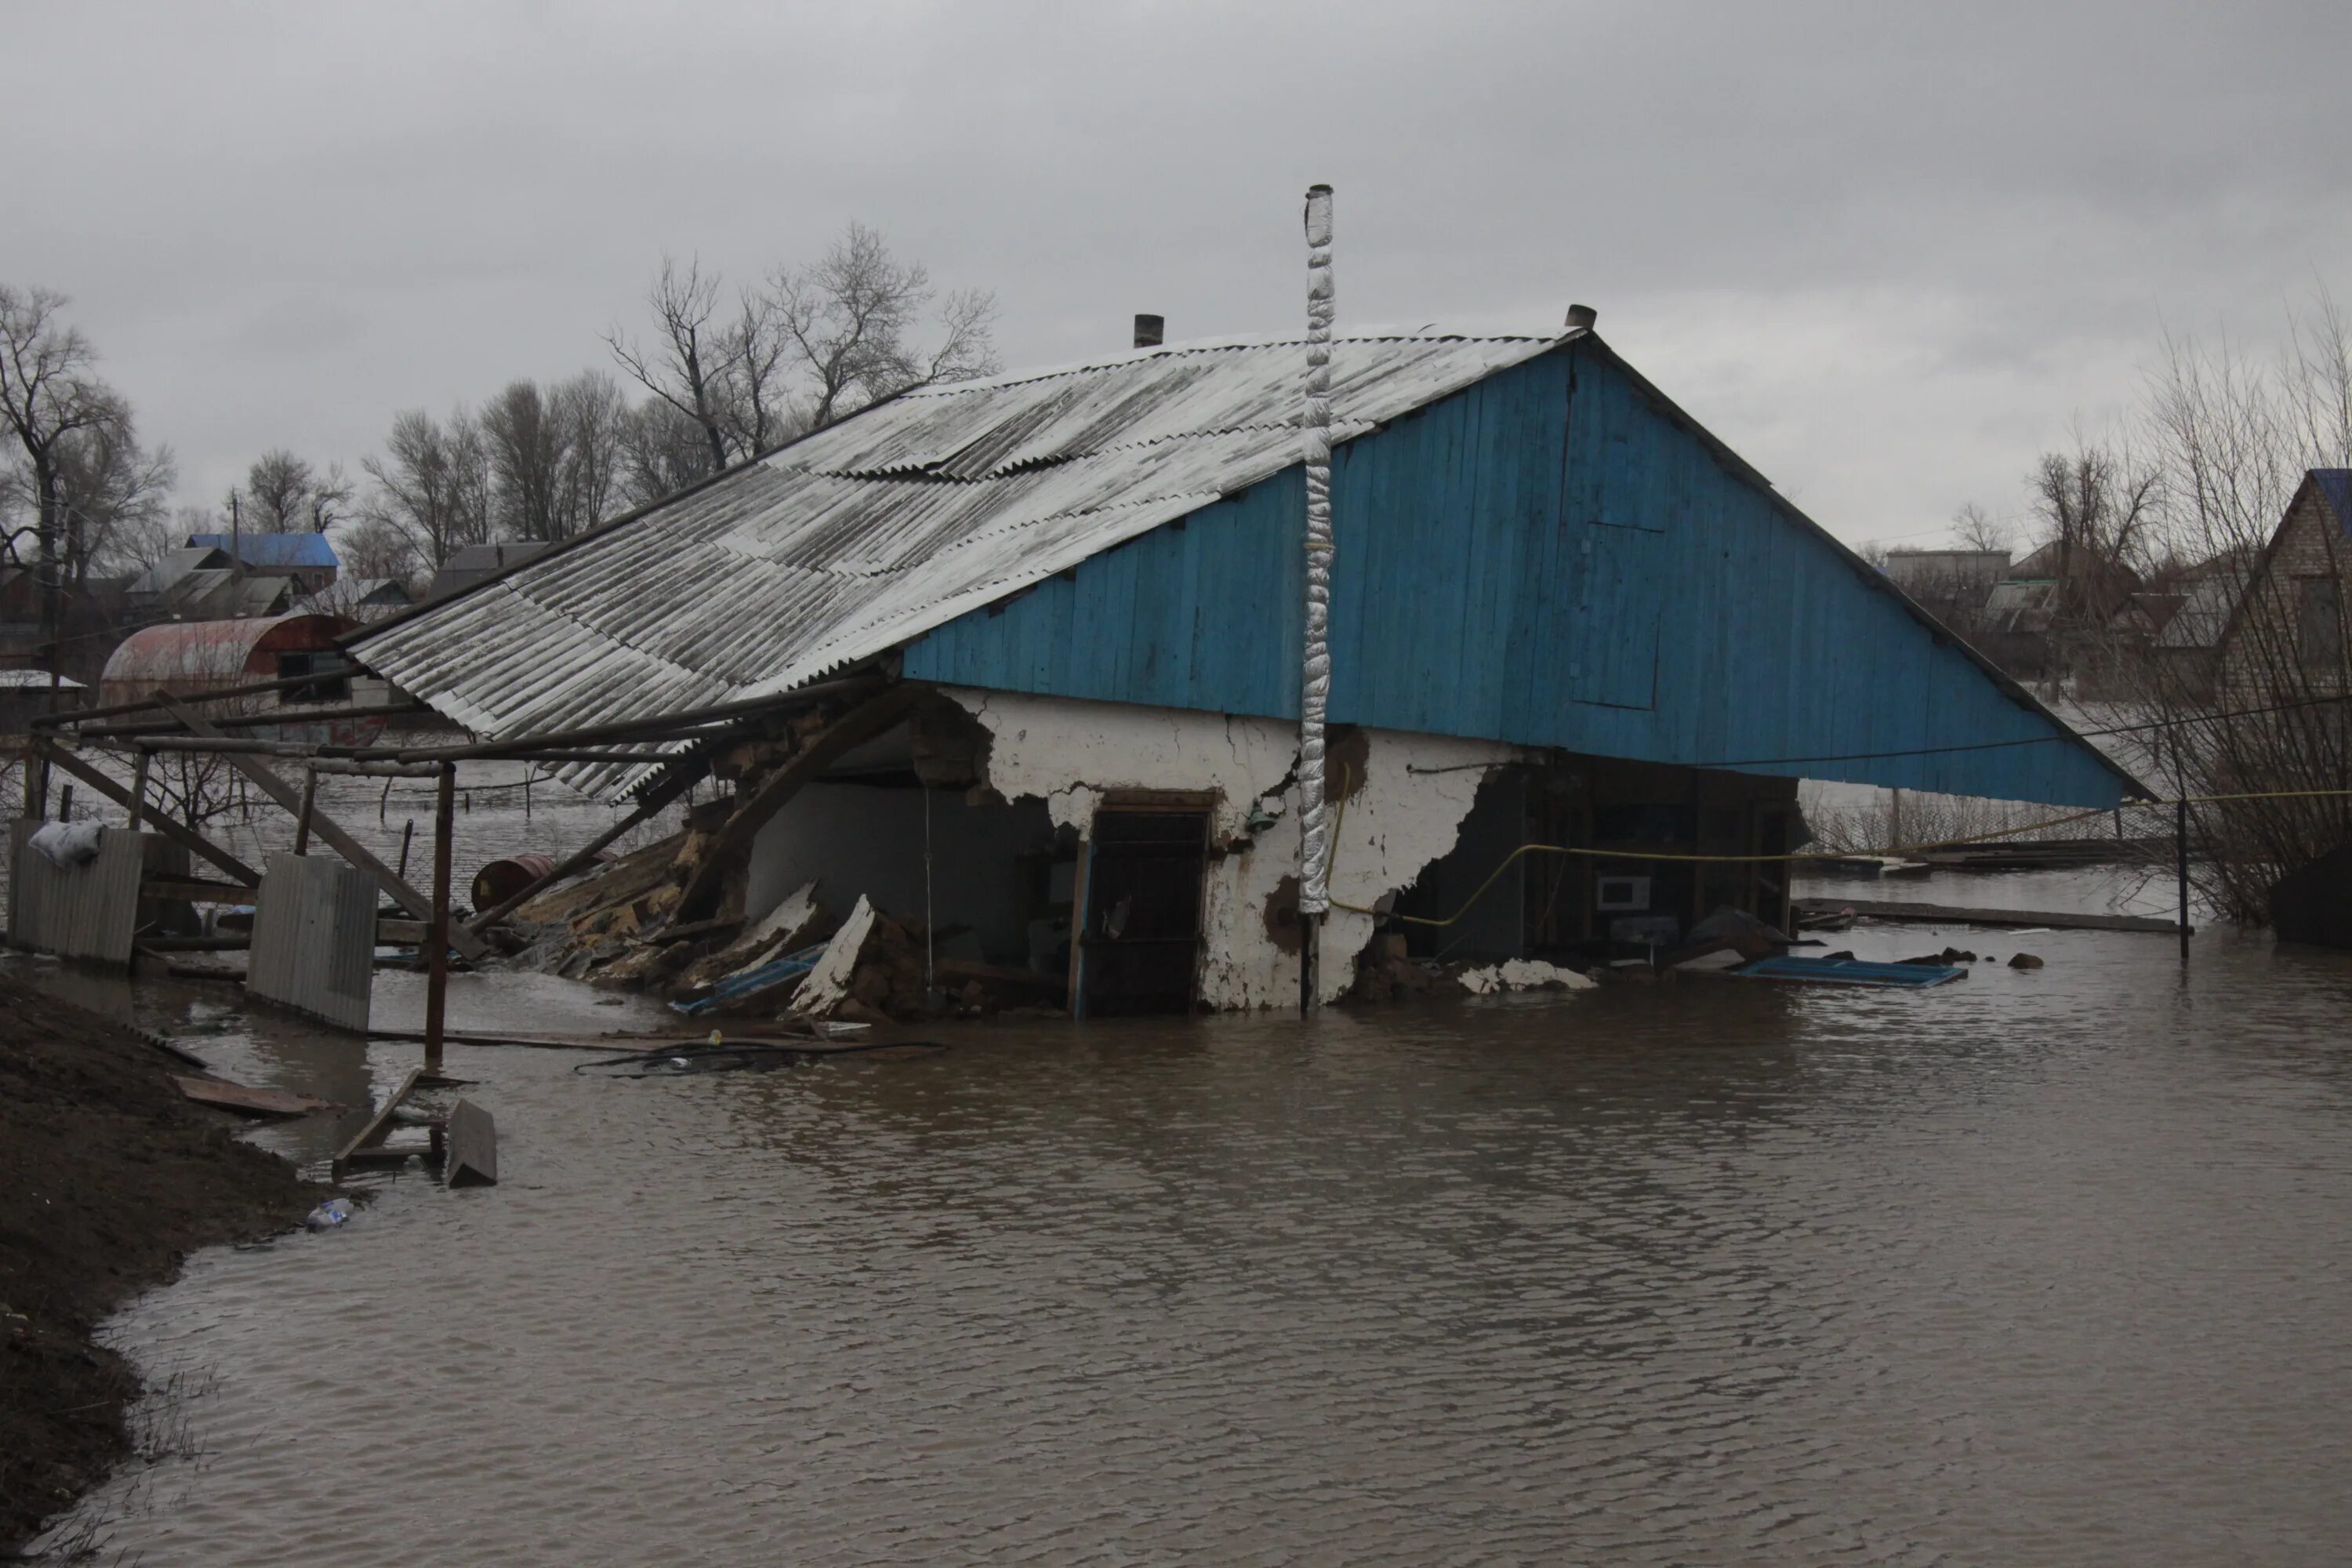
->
0;667;86;733
2216;470;2350;701
131;561;298;622
184;532;339;596
296;576;414;622
425;541;549;601
0;567;137;690
99;613;352;708
2149;554;2253;699
1882;548;2009;604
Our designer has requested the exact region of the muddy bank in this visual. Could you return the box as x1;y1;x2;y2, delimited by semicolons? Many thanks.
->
0;974;321;1553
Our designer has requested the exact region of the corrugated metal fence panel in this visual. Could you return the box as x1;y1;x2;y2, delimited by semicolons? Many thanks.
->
903;345;2129;809
8;821;151;965
246;852;376;1033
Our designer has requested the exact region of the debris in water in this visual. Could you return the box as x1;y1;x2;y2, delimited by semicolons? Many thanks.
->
1457;960;1597;995
1731;956;1964;988
305;1198;353;1232
2009;953;2045;970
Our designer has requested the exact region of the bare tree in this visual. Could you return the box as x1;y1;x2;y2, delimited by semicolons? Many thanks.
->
481;380;569;543
619;398;716;510
553;369;627;534
1951;502;2013;557
0;285;125;660
237;448;353;532
361;406;495;568
53;397;176;585
604;256;739;476
605;228;999;498
333;511;421;585
766;222;998;430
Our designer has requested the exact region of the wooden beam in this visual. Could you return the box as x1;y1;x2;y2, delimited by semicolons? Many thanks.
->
141;876;257;904
154;694;488;960
673;686;924;922
36;740;261;887
333;1067;423;1179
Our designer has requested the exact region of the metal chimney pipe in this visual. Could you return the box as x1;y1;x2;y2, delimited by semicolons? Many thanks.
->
1133;313;1165;349
1565;303;1598;332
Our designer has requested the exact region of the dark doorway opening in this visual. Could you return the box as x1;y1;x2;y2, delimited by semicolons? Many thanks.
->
1077;808;1209;1017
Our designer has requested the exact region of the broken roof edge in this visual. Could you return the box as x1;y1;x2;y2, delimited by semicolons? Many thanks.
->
1569;333;2154;801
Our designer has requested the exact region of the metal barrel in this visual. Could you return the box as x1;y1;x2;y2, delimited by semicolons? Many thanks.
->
471;852;555;913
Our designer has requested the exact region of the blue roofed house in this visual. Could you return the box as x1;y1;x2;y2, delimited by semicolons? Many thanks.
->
354;315;2141;1013
185;532;339;597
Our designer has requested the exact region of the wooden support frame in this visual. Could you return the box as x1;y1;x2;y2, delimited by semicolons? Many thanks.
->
673;685;925;923
36;739;262;887
154;694;488;960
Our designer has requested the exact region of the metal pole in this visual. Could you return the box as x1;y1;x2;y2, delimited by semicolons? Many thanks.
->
2172;730;2190;964
2176;791;2190;963
425;763;454;1078
1298;182;1338;1016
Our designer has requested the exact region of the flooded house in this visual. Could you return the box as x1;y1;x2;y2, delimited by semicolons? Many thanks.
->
2216;469;2350;700
349;319;2136;1012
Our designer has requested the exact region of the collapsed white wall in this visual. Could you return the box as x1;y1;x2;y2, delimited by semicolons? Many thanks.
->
949;688;1515;1009
746;781;1058;965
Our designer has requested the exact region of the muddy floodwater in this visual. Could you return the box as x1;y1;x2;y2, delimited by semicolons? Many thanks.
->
26;871;2352;1566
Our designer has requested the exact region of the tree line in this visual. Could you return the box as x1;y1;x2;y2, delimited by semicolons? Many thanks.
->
0;221;998;596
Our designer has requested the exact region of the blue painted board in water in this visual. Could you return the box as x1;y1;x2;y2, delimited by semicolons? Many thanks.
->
1733;956;1965;988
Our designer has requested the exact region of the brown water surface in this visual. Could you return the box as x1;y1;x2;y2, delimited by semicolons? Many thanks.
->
24;879;2352;1565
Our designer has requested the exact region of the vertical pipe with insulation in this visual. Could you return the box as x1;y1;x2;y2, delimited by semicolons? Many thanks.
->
426;762;454;1077
1298;183;1337;1014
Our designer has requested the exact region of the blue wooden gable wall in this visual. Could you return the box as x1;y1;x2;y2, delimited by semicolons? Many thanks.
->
902;342;2133;808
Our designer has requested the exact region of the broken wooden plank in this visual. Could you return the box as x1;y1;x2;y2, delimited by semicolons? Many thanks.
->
1790;896;2186;935
175;1073;342;1119
333;1066;423;1178
153;694;488;960
445;1098;497;1186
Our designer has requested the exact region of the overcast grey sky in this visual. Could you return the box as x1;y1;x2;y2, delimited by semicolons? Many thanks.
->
8;0;2348;547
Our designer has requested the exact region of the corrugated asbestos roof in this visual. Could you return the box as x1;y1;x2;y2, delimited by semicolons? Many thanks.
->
355;330;1569;795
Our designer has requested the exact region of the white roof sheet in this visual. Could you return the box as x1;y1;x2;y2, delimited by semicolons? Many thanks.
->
356;328;1570;793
